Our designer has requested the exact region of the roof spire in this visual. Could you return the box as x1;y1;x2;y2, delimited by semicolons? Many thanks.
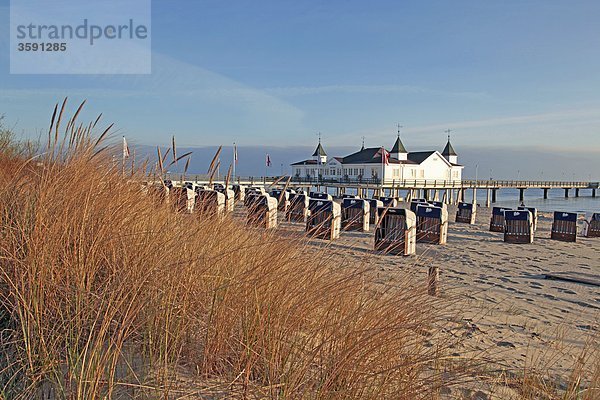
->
442;129;457;157
312;132;327;157
391;124;407;154
361;136;365;150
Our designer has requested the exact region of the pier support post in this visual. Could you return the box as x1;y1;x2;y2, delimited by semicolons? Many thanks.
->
564;188;569;198
486;189;491;208
492;189;497;203
472;188;477;205
543;188;549;199
593;189;596;198
519;188;525;202
445;189;451;204
423;189;429;201
456;188;464;204
434;190;440;201
575;188;580;197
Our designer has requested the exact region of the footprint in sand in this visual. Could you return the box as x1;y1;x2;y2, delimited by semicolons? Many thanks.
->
557;288;577;295
496;341;516;348
568;300;600;310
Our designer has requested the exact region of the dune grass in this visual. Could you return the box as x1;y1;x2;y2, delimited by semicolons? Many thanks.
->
0;103;458;399
1;103;597;399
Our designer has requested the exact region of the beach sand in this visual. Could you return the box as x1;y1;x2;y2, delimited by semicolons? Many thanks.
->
271;203;599;395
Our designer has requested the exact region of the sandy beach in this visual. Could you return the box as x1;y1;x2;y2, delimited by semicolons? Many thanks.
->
273;203;599;394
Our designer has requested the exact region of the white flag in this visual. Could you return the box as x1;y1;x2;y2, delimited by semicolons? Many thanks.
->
122;136;130;159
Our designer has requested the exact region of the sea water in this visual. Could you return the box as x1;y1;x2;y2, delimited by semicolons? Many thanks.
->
470;188;599;214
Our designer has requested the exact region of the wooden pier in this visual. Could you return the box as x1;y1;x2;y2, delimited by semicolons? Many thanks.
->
166;176;599;207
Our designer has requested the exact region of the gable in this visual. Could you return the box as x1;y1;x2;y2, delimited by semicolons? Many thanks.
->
410;151;452;167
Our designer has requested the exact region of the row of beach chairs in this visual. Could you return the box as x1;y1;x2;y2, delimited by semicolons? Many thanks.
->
151;183;599;245
489;205;597;243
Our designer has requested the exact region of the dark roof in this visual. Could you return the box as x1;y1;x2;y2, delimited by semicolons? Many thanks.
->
406;151;436;164
339;147;415;165
341;147;381;164
312;142;327;157
442;139;457;156
391;136;407;154
290;159;318;166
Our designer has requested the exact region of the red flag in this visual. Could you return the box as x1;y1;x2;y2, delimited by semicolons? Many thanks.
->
266;153;272;167
376;147;389;166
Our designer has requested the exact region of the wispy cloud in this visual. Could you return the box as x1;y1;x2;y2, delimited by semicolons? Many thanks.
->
326;107;600;151
262;84;490;99
409;108;600;133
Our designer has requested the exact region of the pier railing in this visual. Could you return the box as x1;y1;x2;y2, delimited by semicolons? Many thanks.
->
165;175;598;190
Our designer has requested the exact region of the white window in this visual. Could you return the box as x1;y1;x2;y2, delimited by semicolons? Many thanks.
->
419;170;425;178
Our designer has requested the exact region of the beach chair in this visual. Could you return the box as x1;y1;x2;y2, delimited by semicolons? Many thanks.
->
288;193;310;223
374;208;416;255
504;210;534;243
244;187;265;207
215;187;235;213
270;189;291;214
341;198;370;232
518;206;538;231
232;184;246;202
309;192;333;201
490;207;511;232
551;211;578;242
342;194;360;199
416;205;448;245
410;199;430;213
195;189;226;217
246;194;278;229
583;212;600;238
366;198;384;226
170;186;195;213
456;202;476;224
306;199;341;240
430;200;446;208
377;196;398;208
147;183;170;205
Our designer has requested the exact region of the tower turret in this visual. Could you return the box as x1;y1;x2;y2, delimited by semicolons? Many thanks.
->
442;130;458;164
391;124;408;161
312;135;327;164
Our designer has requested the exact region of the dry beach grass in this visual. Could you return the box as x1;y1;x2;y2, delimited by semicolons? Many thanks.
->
0;103;462;399
0;102;598;399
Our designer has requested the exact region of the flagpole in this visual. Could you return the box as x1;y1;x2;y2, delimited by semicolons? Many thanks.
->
381;146;384;188
232;142;236;185
122;136;126;177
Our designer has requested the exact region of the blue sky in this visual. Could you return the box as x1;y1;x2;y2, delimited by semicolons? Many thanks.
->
1;0;599;177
